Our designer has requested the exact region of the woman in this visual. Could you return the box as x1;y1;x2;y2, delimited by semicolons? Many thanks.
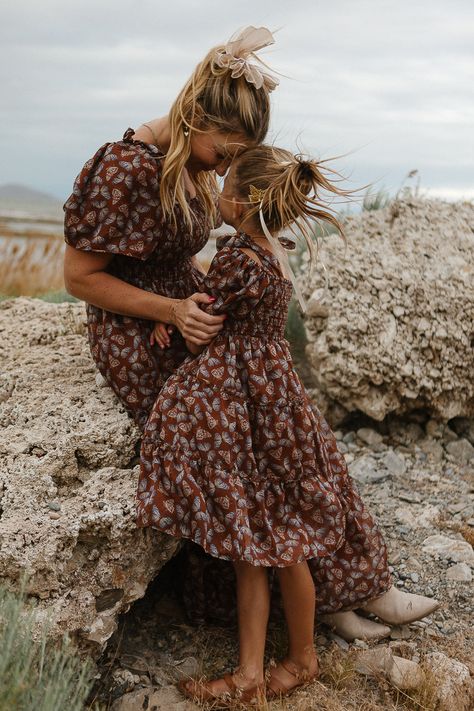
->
64;27;276;429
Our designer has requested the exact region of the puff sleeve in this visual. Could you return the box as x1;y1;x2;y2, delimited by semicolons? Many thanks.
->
63;130;164;260
198;246;270;319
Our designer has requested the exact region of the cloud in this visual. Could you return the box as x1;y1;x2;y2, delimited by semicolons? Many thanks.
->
1;0;473;200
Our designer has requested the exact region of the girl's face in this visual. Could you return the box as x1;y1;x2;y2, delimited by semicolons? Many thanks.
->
187;129;247;176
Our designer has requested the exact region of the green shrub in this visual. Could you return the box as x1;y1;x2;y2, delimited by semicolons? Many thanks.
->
362;187;391;211
285;296;308;361
37;290;79;303
0;575;99;711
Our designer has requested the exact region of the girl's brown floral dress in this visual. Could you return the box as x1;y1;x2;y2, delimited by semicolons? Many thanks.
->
137;232;391;615
63;128;210;430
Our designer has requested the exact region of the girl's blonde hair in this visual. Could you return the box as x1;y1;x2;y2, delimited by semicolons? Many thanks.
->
162;45;272;229
232;145;350;271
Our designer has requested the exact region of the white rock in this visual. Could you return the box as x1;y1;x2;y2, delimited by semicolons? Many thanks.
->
424;652;473;711
446;562;473;582
418;437;444;462
356;427;383;446
395;504;440;529
111;685;199;711
381;449;407;476
445;438;474;464
349;455;389;484
388;656;424;691
355;646;393;675
422;535;474;565
356;648;425;692
95;371;108;388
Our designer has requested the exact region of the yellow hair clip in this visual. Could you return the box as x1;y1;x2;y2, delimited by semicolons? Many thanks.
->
248;184;266;203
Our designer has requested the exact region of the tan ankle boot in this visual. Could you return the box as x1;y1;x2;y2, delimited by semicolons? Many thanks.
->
320;611;391;642
362;586;441;625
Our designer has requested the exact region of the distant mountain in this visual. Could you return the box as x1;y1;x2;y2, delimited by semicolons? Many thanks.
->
0;183;63;207
0;183;63;220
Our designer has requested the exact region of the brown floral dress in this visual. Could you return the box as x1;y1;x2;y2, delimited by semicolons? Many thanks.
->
137;232;391;616
63;128;210;429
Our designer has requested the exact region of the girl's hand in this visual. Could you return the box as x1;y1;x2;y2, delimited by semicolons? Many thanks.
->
170;294;226;346
150;322;174;349
185;338;205;356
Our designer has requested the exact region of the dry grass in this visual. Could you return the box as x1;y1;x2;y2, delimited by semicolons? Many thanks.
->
92;581;473;711
179;633;445;711
0;234;64;296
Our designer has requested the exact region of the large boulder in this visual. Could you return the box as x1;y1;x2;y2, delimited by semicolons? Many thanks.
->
302;198;474;421
0;298;179;656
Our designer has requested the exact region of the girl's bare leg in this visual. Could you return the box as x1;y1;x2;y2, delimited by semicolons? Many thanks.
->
183;560;269;696
233;560;270;686
269;561;319;688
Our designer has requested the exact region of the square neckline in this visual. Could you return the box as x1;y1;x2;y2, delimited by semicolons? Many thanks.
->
236;231;293;285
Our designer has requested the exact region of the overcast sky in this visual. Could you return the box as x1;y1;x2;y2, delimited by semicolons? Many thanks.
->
1;0;473;202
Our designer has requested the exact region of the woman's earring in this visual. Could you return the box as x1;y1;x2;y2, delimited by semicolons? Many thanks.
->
183;126;190;138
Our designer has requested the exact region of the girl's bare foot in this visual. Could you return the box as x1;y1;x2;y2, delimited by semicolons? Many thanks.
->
179;666;265;705
265;651;319;699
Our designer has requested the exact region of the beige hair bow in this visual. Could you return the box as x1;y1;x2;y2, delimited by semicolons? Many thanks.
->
215;26;279;92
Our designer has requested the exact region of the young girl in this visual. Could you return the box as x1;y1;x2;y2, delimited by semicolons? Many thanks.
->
136;146;438;705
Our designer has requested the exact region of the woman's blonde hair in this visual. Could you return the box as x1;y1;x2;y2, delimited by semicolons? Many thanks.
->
232;145;351;272
161;45;272;229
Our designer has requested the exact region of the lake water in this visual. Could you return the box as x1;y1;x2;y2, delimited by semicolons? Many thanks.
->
0;204;223;297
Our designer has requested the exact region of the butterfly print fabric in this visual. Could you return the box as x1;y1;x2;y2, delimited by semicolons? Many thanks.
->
63;128;212;429
137;232;391;612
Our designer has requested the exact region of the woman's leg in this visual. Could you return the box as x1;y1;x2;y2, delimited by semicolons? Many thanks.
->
266;561;319;693
362;585;441;624
319;611;390;641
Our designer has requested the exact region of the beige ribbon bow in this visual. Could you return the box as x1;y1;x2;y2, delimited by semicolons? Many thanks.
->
215;26;279;92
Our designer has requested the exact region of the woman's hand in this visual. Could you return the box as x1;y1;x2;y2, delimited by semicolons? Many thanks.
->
150;322;174;349
170;293;226;346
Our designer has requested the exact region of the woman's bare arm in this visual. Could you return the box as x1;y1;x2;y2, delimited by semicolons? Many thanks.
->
63;245;226;344
64;245;175;321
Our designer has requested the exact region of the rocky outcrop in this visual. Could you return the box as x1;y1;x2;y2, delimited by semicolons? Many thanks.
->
302;198;474;422
0;298;179;655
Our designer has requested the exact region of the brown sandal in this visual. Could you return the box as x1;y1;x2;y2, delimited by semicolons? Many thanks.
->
178;672;266;708
265;657;320;700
